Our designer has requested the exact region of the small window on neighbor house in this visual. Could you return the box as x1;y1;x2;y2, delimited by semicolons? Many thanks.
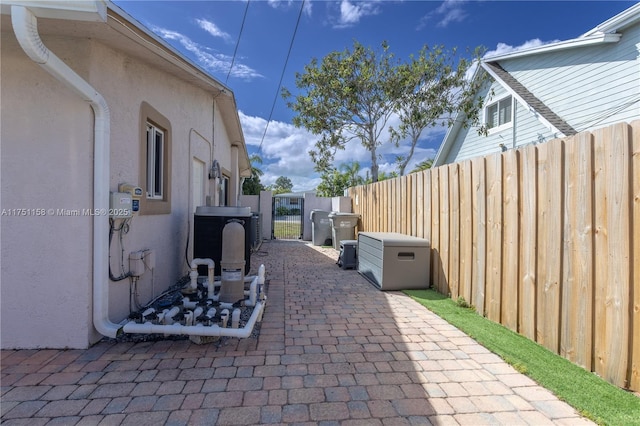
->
146;123;164;199
289;198;299;205
486;96;512;130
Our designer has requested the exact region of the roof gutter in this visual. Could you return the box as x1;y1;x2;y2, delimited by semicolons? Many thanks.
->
483;33;621;62
10;4;122;339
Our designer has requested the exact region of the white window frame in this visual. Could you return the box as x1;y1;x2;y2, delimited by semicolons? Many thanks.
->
146;123;164;199
484;95;513;133
220;175;230;206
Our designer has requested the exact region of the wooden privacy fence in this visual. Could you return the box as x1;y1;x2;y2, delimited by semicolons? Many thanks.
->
348;120;640;392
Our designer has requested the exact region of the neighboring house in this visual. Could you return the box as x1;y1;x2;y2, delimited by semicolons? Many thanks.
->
434;3;640;166
0;1;251;349
273;192;309;214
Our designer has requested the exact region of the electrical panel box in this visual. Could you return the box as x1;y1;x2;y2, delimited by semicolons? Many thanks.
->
109;192;133;218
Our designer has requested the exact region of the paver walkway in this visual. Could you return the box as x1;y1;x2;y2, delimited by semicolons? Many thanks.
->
1;240;593;425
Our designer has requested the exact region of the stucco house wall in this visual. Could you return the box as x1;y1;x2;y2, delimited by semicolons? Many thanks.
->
1;4;250;349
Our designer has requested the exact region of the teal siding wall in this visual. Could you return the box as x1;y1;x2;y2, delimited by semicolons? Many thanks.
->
441;22;639;165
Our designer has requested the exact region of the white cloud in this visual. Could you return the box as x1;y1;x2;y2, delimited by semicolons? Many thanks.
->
195;18;232;43
484;39;558;58
151;25;263;80
333;0;381;29
239;111;322;191
267;0;313;17
418;0;468;30
238;108;444;191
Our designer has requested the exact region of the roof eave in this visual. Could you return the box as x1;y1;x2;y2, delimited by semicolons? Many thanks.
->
582;2;640;36
483;32;621;62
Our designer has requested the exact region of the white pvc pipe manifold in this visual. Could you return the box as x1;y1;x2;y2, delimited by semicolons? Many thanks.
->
10;5;120;339
244;276;258;307
191;258;214;292
122;301;266;338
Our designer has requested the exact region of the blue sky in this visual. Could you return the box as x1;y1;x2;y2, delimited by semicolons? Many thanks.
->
112;0;636;191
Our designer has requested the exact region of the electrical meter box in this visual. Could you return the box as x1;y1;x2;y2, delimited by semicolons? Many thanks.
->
118;183;142;214
110;192;133;218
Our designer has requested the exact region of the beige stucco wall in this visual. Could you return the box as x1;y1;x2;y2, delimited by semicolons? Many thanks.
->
1;29;239;349
1;35;97;349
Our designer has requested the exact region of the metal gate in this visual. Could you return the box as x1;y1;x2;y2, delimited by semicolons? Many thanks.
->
272;196;304;239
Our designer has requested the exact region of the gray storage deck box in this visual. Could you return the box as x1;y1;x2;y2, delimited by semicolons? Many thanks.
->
357;232;430;290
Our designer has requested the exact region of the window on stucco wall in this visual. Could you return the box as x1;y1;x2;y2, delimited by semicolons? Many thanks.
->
139;102;171;215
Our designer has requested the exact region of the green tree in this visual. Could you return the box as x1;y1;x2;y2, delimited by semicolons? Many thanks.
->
410;158;434;173
269;176;293;195
242;154;265;195
316;161;365;197
316;168;350;198
340;161;365;188
390;45;485;176
283;40;404;183
365;169;398;184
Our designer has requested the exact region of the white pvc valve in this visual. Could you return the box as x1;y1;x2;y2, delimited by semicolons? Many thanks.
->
232;308;241;329
189;270;198;291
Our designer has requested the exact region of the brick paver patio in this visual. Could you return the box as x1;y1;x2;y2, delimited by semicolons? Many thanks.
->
1;240;593;425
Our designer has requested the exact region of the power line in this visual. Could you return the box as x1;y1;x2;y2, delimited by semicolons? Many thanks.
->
226;0;250;84
258;0;305;152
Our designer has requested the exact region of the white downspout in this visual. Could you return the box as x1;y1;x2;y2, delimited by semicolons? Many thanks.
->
11;5;121;338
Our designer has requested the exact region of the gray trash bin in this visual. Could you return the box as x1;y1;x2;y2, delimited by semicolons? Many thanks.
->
310;209;332;246
328;212;360;250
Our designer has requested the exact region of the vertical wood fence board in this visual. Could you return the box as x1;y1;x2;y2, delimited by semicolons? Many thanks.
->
486;153;503;323
358;186;363;231
549;138;564;354
560;132;594;369
472;156;487;315
388;179;395;232
391;178;403;233
502;149;519;331
396;177;401;233
401;176;408;235
519;144;537;340
459;160;473;304
631;120;640;391
449;163;461;299
363;186;367;230
416;172;425;239
373;183;380;231
439;166;451;295
384;180;391;232
358;186;362;232
604;123;631;387
536;139;563;352
594;126;608;381
410;174;417;236
423;170;433;286
372;183;377;231
431;170;441;292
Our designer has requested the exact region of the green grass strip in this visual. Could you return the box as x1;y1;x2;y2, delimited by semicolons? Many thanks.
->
404;289;640;425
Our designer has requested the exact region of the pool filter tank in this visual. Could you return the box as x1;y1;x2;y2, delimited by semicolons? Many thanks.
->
219;220;246;303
